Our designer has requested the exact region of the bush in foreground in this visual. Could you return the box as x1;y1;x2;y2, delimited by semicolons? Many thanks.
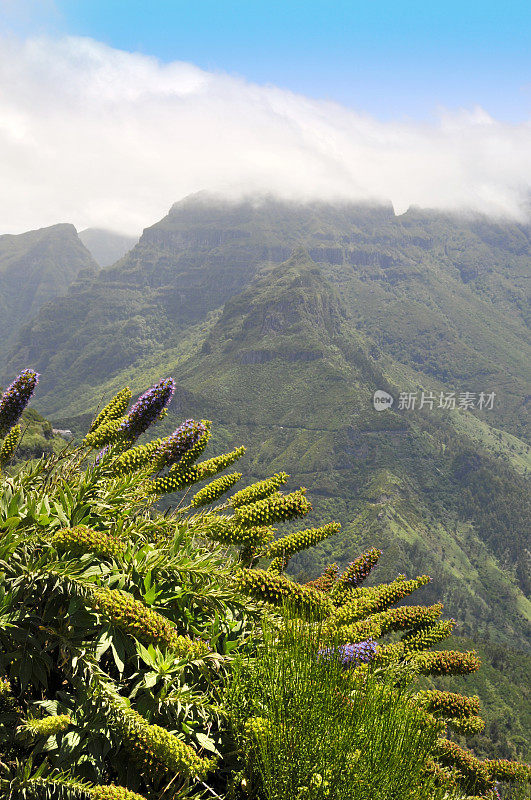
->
227;613;448;800
0;373;528;799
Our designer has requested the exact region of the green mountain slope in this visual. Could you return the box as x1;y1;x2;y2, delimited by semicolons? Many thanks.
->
20;243;529;638
7;195;529;435
0;223;98;360
161;253;529;638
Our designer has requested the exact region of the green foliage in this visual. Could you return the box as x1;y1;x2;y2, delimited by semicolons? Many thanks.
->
0;433;251;797
0;377;528;799
227;614;448;800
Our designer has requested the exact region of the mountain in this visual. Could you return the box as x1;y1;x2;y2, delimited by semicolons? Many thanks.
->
0;223;98;361
7;196;530;435
5;197;530;629
4;194;530;758
78;227;138;267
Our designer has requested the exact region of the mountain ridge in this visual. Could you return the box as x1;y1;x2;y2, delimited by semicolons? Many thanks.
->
7;196;528;434
0;223;98;361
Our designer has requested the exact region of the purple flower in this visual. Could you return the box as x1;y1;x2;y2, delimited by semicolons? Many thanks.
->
318;640;378;667
154;419;207;469
119;378;175;441
0;369;40;435
94;445;109;466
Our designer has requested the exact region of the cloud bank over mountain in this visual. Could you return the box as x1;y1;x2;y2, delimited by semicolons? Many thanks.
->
1;35;530;234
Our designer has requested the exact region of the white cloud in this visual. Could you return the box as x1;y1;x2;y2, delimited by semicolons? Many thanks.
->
0;35;530;234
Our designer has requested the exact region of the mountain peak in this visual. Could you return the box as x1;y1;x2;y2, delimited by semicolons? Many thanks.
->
201;251;344;366
0;223;97;362
0;222;79;248
287;245;314;265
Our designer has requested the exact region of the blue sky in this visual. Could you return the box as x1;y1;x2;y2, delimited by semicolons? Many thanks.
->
4;0;531;122
1;0;530;233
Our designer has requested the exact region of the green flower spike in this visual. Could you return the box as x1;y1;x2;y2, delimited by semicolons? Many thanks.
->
234;568;333;618
23;714;71;737
414;690;481;719
91;786;148;800
111;438;163;476
230;472;289;508
198;514;274;548
402;620;456;652
89;588;209;658
52;525;125;559
412;649;481;676
304;563;340;592
191;472;243;507
150;446;245;495
232;489;312;528
264;522;340;560
89;588;181;650
435;738;493;795
84;418;124;448
331;575;431;626
329;603;444;643
0;423;21;466
118;707;216;779
88;388;132;433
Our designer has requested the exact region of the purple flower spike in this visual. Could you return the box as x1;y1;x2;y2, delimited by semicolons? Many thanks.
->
119;378;175;442
0;369;40;435
318;640;378;667
94;445;110;466
155;419;207;469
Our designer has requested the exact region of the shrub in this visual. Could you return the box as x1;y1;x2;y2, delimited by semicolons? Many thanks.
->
0;375;528;800
227;613;448;800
